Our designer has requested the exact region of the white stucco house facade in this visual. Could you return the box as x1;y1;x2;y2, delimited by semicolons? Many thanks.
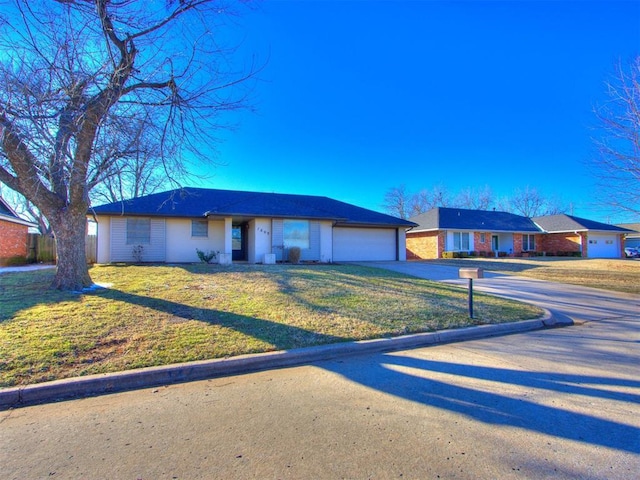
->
90;188;416;264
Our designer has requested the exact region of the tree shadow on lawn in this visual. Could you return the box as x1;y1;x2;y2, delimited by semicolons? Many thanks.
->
91;287;345;351
0;269;82;323
324;354;640;453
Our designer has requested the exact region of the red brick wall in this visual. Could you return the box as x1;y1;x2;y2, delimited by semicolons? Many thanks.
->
513;233;544;255
0;219;29;260
539;232;583;255
513;235;522;254
406;231;444;259
473;232;493;254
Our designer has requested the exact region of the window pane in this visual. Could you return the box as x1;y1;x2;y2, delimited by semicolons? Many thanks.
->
127;218;150;245
453;232;461;250
232;226;242;250
523;234;535;251
192;220;208;237
462;233;470;250
284;220;310;249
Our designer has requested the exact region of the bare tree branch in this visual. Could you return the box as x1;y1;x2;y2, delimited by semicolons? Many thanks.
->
590;56;640;217
0;0;259;289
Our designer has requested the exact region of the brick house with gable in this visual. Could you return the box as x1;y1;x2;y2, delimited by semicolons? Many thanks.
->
407;207;633;259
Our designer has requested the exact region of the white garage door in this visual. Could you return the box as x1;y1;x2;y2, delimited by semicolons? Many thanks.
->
587;234;619;258
333;227;397;261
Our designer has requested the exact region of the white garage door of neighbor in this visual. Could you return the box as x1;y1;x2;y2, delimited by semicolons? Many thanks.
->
587;234;619;258
333;227;396;261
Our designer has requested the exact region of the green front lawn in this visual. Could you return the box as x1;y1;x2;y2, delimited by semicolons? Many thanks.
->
0;264;543;387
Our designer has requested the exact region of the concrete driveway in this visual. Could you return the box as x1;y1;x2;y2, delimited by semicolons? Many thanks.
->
1;261;639;479
359;261;640;323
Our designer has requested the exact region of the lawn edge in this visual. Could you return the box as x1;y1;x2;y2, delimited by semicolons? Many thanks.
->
1;310;562;410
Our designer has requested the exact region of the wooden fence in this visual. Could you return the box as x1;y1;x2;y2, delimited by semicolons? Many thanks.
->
27;234;97;264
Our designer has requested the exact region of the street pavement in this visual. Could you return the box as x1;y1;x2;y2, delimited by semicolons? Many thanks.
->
1;262;639;479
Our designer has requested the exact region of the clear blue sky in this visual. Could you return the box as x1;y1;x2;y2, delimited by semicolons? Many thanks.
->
195;0;640;223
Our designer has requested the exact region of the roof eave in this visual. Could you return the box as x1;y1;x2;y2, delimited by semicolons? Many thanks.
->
0;213;39;228
336;221;417;228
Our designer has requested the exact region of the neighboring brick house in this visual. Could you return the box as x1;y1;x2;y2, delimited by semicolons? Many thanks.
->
407;208;541;259
407;207;633;259
0;197;38;264
532;214;632;259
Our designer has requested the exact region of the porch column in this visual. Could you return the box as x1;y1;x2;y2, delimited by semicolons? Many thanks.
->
397;228;407;261
219;217;233;265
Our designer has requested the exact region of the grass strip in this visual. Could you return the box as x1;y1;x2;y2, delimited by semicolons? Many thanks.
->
0;264;542;387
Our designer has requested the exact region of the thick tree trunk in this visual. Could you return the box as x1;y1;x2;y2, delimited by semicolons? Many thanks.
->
50;211;93;290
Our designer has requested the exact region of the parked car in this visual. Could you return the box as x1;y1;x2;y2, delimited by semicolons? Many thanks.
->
624;247;640;258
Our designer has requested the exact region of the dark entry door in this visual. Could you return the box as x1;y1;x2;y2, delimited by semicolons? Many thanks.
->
492;235;499;252
232;224;247;261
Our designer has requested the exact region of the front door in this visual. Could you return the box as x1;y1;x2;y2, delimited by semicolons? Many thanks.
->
232;224;247;261
492;235;499;252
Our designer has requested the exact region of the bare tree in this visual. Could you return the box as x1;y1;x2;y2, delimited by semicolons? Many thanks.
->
383;184;455;218
387;183;567;219
591;56;640;216
90;124;168;204
455;185;494;210
504;186;567;217
382;185;411;219
410;184;452;215
0;0;258;290
408;189;430;217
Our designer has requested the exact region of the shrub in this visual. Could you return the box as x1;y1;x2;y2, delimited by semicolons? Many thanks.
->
288;246;301;264
442;251;471;258
196;248;218;264
132;245;144;263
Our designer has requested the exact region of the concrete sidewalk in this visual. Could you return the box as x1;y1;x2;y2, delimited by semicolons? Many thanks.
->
0;264;55;274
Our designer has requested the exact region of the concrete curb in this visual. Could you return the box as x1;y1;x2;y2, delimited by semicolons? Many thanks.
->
1;310;565;410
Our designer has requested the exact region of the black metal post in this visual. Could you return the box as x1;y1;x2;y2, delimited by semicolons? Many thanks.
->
468;278;474;319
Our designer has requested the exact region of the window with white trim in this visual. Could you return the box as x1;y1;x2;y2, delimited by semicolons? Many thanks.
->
453;232;470;251
523;234;535;251
191;220;208;237
126;218;151;245
284;219;310;249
